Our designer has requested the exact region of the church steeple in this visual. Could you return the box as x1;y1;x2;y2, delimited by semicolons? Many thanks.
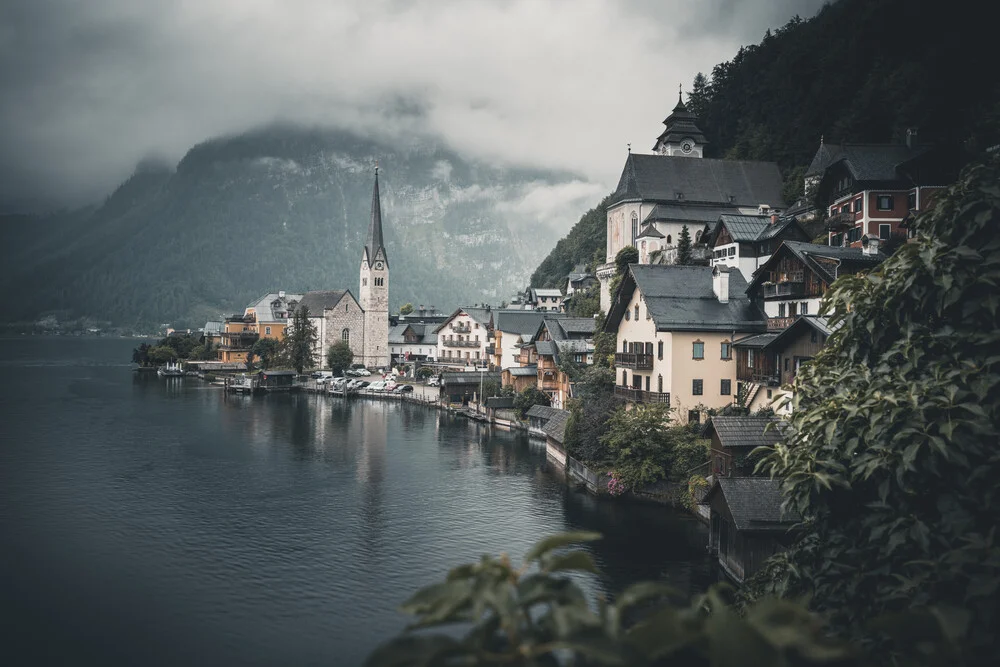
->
652;87;708;157
364;167;388;268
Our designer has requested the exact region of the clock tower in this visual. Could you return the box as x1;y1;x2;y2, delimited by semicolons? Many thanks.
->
652;90;708;158
359;167;390;368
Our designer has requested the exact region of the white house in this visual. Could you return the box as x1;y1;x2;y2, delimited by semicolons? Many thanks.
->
434;307;494;368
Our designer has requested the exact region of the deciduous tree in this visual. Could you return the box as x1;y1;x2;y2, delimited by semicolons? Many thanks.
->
326;340;354;375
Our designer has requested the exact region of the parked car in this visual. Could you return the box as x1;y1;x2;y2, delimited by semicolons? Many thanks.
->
368;380;386;392
427;376;441;387
356;368;372;376
393;384;414;394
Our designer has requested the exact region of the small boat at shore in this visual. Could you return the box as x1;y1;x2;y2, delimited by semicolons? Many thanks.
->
157;361;184;377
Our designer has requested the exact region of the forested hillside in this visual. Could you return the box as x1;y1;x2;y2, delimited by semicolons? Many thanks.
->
0;126;576;331
530;0;998;290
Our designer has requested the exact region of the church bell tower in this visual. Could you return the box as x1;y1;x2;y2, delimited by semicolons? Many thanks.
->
359;167;390;368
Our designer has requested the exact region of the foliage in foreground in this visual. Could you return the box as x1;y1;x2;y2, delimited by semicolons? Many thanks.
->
757;157;1000;659
366;532;968;666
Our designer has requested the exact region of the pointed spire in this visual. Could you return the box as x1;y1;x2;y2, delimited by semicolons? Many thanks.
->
365;165;388;268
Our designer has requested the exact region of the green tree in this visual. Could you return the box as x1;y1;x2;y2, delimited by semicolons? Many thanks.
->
481;379;501;400
251;337;280;370
676;225;692;265
326;340;354;375
565;284;600;317
147;345;177;364
399;303;414;315
758;158;1000;660
131;342;151;366
687;71;711;119
513;386;550;419
563;366;621;463
609;245;638;301
287;306;318;374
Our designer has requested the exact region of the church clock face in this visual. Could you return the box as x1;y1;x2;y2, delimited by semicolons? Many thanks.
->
375;262;383;270
681;140;694;154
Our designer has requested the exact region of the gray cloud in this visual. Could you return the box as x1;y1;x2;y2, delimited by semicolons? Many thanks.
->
0;0;827;210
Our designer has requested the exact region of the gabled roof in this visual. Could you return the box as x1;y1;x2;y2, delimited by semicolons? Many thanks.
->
298;290;353;314
388;322;438;345
541;409;571;444
435;307;494;333
494;310;547;336
702;215;808;247
705;477;800;531
764;315;840;351
526;405;561;420
707;416;784;450
636;223;665;239
507;365;538;377
537;317;595;343
441;372;501;387
606;265;766;334
535;340;559;358
246;292;304;322
748;241;885;290
530;288;563;298
203;321;223;335
831;144;932;183
733;332;780;349
610;153;785;208
805;141;844;177
643;203;743;225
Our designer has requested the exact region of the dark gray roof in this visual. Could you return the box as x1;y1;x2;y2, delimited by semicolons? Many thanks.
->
203;320;223;335
436;307;494;332
535;340;558;357
733;332;780;348
298;290;350;313
637;223;665;239
708;416;784;450
610;153;785;208
485;396;516;409
364;170;388;268
507;365;538;377
541;409;571;444
608;265;766;333
834;144;931;183
441;372;501;387
702;215;806;247
805;142;844;177
527;405;561;420
495;310;547;336
708;477;800;531
765;315;840;351
388;323;438;345
644;203;743;224
541;317;595;342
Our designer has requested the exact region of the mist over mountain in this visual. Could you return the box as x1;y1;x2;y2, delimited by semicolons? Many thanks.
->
0;125;594;330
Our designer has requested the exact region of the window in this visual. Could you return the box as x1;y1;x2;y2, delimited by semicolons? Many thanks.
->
645;375;650;391
631;212;639;244
625;309;631;321
778;303;786;318
667;234;672;244
658;375;663;393
879;223;892;240
908;191;917;210
692;379;703;395
767;389;773;399
688;410;700;424
265;326;271;335
362;278;368;286
801;302;809;315
784;358;789;371
728;247;736;257
692;341;704;359
622;370;627;385
721;379;731;395
342;328;350;342
748;349;755;369
853;198;863;213
830;233;842;247
877;194;894;211
623;341;628;353
810;330;818;343
634;305;639;321
696;230;702;242
721;342;732;359
657;341;663;360
841;204;850;215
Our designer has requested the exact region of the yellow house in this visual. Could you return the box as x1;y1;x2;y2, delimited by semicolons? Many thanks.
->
605;264;766;424
217;291;304;362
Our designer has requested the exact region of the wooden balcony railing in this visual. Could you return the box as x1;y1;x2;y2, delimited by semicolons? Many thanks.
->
451;324;472;333
614;386;670;405
737;369;781;386
614;352;654;370
766;316;797;331
443;339;480;348
826;211;854;231
763;282;805;298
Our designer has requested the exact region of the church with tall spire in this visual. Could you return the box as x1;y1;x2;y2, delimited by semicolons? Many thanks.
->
299;166;390;370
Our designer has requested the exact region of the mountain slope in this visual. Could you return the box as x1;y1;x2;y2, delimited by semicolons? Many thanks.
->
1;126;579;330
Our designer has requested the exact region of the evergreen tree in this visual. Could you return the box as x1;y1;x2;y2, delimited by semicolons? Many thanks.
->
326;340;353;375
676;225;692;265
288;306;318;374
687;72;711;120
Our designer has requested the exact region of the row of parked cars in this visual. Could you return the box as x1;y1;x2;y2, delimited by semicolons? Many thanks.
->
314;374;414;394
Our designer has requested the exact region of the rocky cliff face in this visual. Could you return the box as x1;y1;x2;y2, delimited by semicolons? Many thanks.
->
1;125;581;330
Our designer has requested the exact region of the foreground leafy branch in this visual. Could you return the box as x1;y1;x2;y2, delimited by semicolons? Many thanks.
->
366;532;968;666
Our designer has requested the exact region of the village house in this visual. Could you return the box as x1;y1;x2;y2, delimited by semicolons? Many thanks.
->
604;264;766;424
704;477;800;584
215;291;303;363
434;307;494;368
744;240;885;331
522;317;595;409
388;322;438;364
522;287;565;312
492;310;549;371
734;315;839;414
807;133;959;248
701;213;811;283
565;263;597;297
706;415;784;479
597;94;786;311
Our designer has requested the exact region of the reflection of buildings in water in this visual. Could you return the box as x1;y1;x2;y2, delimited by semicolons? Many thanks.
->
355;400;389;557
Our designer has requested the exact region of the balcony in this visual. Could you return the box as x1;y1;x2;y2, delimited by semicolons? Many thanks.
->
826;211;854;231
614;386;670;405
738;370;781;386
766;316;797;331
451;324;472;334
443;339;480;348
614;352;654;370
762;282;805;298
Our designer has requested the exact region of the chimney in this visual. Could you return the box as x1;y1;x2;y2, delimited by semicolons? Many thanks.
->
906;127;918;149
770;212;780;225
278;290;285;298
712;265;730;303
862;235;880;257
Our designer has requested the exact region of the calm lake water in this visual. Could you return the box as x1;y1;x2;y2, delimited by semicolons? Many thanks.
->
0;337;712;666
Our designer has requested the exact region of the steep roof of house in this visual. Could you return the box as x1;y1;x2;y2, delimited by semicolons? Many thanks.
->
436;307;494;332
203;321;223;335
749;241;885;289
833;144;932;182
298;290;351;314
535;340;559;358
247;292;304;322
805;141;844;176
702;215;806;247
733;332;780;348
610;153;785;208
540;317;595;342
388;323;438;345
607;265;766;333
765;315;840;351
507;365;538;377
441;372;501;386
708;416;784;450
707;477;800;531
530;288;563;299
527;405;561;420
644;203;743;224
495;310;548;336
637;223;665;239
541;409;571;444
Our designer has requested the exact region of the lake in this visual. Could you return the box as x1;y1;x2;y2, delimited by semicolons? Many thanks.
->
0;337;713;665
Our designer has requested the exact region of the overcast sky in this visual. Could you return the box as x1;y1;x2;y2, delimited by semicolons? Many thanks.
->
0;0;827;210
